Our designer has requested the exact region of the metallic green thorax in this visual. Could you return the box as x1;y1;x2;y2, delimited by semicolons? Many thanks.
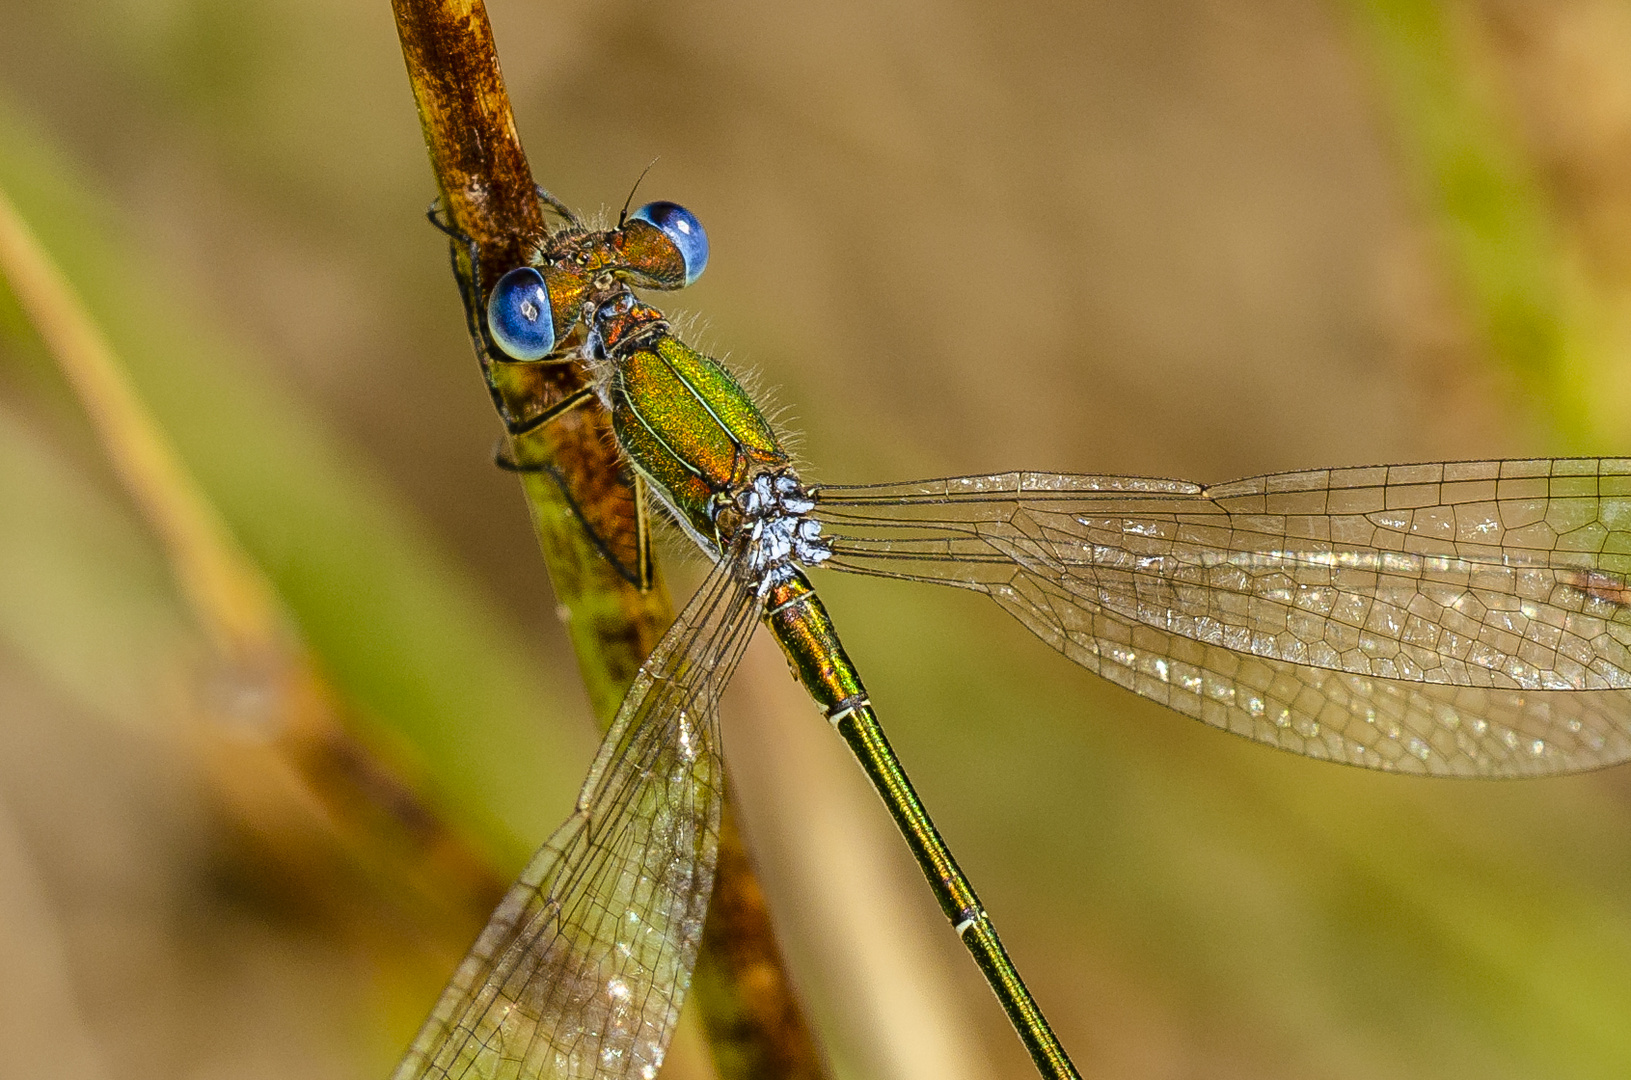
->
608;331;787;548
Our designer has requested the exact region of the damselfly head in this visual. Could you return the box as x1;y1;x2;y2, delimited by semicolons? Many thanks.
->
486;265;558;360
484;202;707;360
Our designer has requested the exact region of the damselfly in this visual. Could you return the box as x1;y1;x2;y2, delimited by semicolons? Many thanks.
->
393;197;1631;1080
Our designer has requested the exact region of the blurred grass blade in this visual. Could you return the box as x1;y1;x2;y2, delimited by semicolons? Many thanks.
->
0;183;282;662
0;176;510;955
0;90;590;854
1345;0;1620;447
0;784;113;1080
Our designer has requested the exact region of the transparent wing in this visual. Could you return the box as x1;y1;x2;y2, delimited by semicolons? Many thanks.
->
392;560;760;1080
815;460;1631;776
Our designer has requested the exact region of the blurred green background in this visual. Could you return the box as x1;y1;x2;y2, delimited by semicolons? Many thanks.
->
4;1;1631;1078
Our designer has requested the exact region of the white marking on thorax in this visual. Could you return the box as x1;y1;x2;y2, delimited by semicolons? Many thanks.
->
729;470;832;587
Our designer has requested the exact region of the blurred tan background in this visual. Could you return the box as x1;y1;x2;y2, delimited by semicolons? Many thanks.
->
4;1;1631;1079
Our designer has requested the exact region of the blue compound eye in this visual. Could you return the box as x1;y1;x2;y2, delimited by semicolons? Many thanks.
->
486;266;557;360
630;201;709;286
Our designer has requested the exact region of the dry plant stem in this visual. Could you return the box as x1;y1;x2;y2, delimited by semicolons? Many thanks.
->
393;0;668;713
0;183;505;936
695;798;831;1080
390;2;829;1078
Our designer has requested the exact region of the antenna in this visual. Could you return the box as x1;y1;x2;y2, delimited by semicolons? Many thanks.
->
618;158;661;227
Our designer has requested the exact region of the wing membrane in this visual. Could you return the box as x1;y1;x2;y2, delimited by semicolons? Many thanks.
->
816;461;1631;776
393;560;760;1080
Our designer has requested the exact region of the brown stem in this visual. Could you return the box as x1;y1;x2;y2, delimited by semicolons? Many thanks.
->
390;3;830;1078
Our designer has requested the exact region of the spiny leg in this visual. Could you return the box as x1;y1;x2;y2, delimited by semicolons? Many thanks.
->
494;386;656;591
498;384;597;440
425;199;495;357
535;185;584;230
